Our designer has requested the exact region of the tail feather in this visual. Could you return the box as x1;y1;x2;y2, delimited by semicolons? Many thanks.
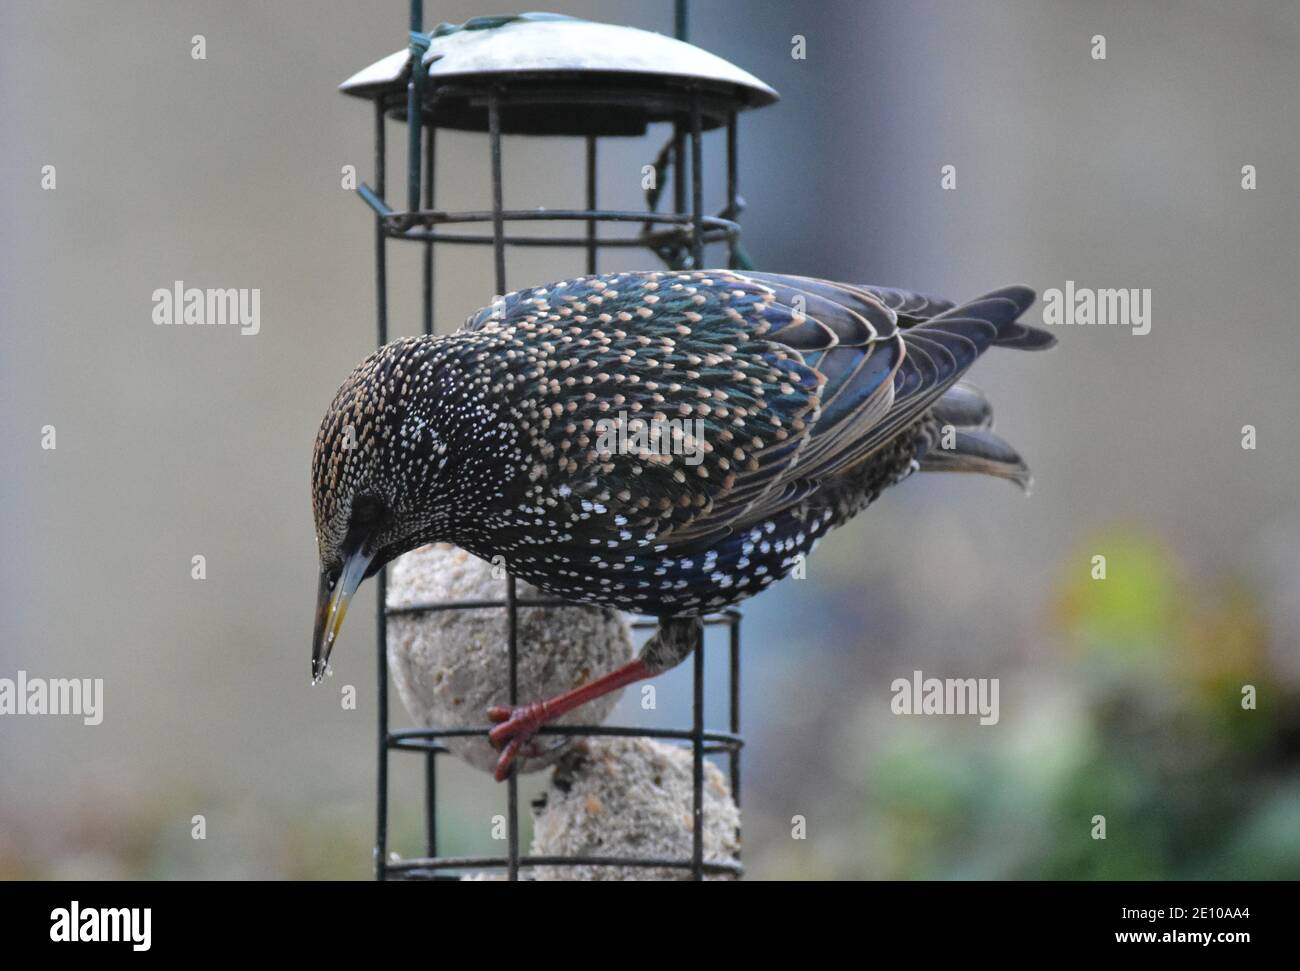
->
919;427;1032;491
931;383;993;429
908;287;1047;491
931;286;1055;350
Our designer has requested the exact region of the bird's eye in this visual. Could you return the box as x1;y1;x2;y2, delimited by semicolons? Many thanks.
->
350;496;385;528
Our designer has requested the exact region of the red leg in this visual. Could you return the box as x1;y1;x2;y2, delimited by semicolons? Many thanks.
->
487;658;653;781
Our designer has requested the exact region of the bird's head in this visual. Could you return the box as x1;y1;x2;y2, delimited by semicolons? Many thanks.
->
309;337;457;683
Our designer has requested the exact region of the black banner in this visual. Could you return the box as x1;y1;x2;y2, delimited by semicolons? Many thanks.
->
0;880;1282;954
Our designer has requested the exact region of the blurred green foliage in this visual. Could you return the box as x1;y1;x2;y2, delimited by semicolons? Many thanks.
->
864;531;1299;880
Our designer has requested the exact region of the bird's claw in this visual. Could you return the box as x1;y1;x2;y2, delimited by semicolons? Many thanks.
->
487;702;547;781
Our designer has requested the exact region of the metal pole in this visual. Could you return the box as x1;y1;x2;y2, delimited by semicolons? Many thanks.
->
422;123;436;335
585;135;598;276
489;92;507;296
690;94;704;270
673;0;690;269
505;574;519;880
488;89;520;881
372;95;390;882
424;749;438;858
691;623;705;880
673;120;686;256
726;111;739;268
406;0;424;213
729;613;741;804
374;100;388;344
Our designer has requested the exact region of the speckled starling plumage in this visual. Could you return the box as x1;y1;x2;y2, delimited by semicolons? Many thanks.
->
310;269;1055;777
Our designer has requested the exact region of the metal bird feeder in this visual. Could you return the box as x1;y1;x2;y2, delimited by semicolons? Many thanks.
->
342;0;776;880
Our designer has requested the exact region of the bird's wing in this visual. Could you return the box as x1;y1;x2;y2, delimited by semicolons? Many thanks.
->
667;277;1049;539
854;284;957;324
694;273;905;537
761;281;1046;486
461;270;841;549
745;274;956;326
461;270;1043;555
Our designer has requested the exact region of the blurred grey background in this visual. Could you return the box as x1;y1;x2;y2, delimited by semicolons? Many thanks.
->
2;0;1297;878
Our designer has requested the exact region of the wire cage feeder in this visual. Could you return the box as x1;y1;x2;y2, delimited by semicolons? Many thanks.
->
341;1;777;880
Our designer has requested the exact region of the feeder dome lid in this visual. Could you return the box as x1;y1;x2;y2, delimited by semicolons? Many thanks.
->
339;12;779;135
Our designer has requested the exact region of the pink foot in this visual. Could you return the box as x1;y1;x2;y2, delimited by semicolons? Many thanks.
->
487;702;548;781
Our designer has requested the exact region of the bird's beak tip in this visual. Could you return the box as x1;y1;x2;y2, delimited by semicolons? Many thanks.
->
310;546;375;685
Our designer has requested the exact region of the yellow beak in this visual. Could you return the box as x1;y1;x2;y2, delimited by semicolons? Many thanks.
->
311;545;374;684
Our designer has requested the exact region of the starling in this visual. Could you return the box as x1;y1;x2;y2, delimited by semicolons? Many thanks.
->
310;269;1055;779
